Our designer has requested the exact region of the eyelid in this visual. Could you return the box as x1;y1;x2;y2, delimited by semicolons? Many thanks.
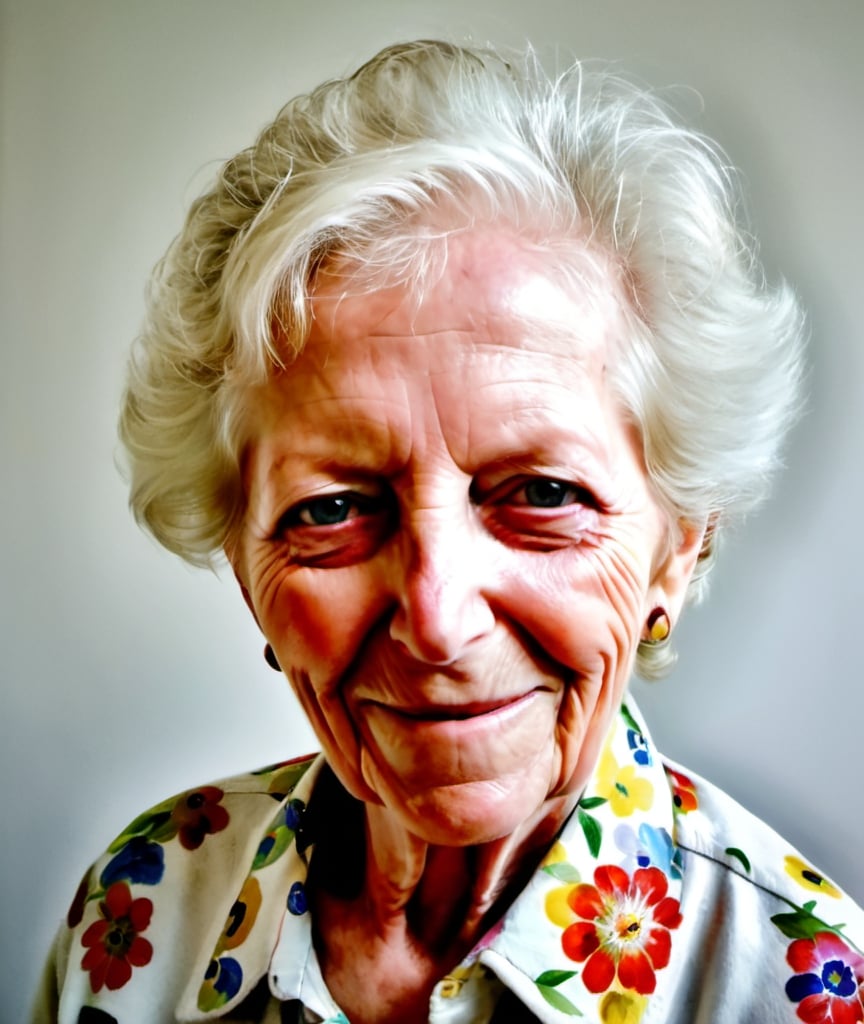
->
473;473;601;510
273;485;391;535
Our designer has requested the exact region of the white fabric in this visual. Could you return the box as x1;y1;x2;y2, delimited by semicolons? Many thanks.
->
34;701;864;1023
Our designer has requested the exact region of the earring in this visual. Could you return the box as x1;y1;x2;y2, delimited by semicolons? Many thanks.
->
264;643;281;672
645;607;671;644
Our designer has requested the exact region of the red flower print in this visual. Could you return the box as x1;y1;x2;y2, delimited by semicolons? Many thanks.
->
80;882;153;993
666;769;698;814
170;786;229;850
785;932;864;1024
561;865;682;995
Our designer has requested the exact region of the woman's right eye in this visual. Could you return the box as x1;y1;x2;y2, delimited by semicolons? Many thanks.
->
294;495;355;526
273;489;395;567
279;491;384;531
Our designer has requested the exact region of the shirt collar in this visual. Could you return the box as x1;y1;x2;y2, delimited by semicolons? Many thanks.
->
177;699;679;1022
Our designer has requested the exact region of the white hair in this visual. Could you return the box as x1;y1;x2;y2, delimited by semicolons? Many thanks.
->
119;40;804;677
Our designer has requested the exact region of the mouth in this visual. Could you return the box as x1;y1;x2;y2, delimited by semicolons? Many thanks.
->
374;692;538;722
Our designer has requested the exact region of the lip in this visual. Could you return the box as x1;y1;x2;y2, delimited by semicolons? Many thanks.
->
368;691;538;722
357;688;556;782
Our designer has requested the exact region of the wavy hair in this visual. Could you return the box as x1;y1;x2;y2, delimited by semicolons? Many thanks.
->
119;40;804;677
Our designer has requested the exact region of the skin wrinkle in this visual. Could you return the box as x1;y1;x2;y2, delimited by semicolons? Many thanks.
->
230;227;704;1022
246;364;619;530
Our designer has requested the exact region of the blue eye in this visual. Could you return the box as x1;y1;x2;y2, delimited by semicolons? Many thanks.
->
278;490;393;534
273;488;395;566
523;479;573;508
298;496;353;526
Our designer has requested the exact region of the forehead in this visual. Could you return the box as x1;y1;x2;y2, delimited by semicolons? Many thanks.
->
307;228;623;354
248;229;632;466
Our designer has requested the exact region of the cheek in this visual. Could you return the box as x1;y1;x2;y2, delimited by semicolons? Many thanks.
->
552;689;618;800
260;566;388;684
506;542;650;673
256;566;389;805
511;545;651;797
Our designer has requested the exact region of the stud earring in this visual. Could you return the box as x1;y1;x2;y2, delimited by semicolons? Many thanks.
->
264;644;281;671
645;607;671;644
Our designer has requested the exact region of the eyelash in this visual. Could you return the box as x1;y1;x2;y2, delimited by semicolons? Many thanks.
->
275;490;391;533
275;476;598;537
488;477;599;511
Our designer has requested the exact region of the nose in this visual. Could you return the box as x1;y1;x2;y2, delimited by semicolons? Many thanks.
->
388;515;496;665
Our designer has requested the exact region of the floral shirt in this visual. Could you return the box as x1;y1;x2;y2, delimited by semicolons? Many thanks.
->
35;701;864;1024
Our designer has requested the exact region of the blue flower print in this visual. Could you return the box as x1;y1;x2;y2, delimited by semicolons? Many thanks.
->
626;728;652;767
284;799;304;831
614;823;683;880
100;837;165;888
198;955;243;1011
287;881;308;915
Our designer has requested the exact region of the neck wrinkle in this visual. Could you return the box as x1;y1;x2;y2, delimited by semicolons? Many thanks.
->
362;790;579;955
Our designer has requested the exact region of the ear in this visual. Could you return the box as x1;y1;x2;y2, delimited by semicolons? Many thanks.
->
643;518;707;635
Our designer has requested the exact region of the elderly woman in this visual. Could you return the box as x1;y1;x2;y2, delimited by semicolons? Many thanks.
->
36;40;863;1024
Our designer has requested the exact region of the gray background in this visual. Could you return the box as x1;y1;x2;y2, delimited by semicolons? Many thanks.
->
3;1;862;1019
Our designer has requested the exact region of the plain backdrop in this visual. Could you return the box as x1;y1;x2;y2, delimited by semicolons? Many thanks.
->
3;0;863;1019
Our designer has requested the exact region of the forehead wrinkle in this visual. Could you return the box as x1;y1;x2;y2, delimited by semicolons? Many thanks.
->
310;278;405;342
509;313;613;363
416;354;608;477
250;388;412;487
467;395;613;472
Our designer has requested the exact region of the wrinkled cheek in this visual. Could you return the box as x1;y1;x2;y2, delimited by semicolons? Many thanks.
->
552;688;616;799
546;612;643;798
267;589;349;680
539;594;637;684
565;573;642;675
260;576;385;804
550;688;593;798
518;550;643;671
263;567;391;683
285;666;379;803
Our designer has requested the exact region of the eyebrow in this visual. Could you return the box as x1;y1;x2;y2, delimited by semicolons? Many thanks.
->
247;415;409;491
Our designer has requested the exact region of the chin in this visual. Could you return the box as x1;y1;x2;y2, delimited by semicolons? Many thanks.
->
387;770;561;847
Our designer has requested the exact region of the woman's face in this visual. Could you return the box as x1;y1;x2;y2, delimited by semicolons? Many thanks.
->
231;229;700;846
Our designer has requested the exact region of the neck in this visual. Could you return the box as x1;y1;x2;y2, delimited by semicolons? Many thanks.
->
309;766;576;957
306;769;577;1023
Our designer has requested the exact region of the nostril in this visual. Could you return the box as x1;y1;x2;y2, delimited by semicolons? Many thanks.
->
386;523;497;664
388;587;495;666
388;612;460;666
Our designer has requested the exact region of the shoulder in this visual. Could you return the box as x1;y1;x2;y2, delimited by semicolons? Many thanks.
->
664;756;861;913
69;752;319;907
661;757;864;1022
39;754;319;1024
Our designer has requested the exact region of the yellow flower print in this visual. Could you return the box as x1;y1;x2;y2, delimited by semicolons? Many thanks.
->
784;855;841;898
542;844;583;924
221;876;263;950
439;963;486;998
596;748;654;817
545;884;579;928
600;990;649;1023
438;968;467;998
542;841;568;868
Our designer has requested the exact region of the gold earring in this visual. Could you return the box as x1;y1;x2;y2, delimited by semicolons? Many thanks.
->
645;607;671;644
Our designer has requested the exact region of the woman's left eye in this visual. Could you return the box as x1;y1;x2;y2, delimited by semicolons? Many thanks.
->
520;478;579;508
510;478;596;509
474;475;601;550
